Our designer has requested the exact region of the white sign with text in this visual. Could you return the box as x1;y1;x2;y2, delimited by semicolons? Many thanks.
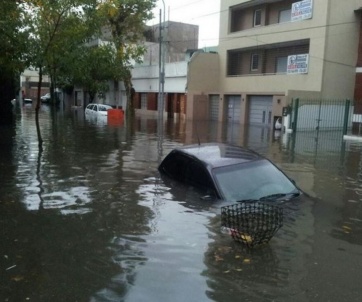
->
291;0;313;22
287;54;309;74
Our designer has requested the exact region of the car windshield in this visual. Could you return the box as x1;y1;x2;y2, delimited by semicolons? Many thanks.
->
212;159;297;202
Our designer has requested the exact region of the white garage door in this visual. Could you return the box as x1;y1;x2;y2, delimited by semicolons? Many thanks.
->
227;95;241;123
249;95;273;126
209;95;219;120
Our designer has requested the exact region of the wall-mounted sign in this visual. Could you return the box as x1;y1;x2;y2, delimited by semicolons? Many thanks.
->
287;54;309;74
291;0;313;22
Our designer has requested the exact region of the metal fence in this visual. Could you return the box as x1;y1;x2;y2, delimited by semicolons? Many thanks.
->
290;98;354;134
286;99;355;166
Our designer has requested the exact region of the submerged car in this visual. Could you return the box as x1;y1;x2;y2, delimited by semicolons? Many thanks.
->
158;143;300;203
85;103;113;117
41;93;51;103
23;98;32;103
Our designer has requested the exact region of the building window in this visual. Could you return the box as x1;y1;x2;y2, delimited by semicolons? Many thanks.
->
251;54;259;71
228;51;243;76
276;56;288;73
141;93;147;109
279;9;291;23
254;9;262;27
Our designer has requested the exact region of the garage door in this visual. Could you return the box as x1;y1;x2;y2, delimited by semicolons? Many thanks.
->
249;95;273;126
209;95;219;120
227;95;241;123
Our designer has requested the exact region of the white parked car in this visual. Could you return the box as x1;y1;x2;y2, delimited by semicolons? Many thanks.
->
41;93;51;103
85;103;113;117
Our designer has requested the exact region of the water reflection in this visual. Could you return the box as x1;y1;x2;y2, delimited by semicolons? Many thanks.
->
0;122;16;201
126;175;215;302
1;107;154;302
331;143;362;245
1;107;362;301
203;236;285;301
203;194;314;302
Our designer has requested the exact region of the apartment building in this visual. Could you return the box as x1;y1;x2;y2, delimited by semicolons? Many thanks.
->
132;21;215;120
20;69;51;101
199;0;362;127
67;22;200;111
142;21;200;65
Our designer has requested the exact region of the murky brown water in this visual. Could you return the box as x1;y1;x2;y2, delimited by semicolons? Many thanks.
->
1;102;362;301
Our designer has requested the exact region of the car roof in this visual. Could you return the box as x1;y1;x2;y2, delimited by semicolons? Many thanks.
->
172;143;262;169
86;103;112;108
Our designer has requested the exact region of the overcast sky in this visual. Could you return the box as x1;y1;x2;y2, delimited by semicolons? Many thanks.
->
148;0;221;47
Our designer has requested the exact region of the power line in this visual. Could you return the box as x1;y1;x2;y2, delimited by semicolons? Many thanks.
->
145;19;358;47
171;0;207;10
151;1;361;50
152;0;221;23
142;18;360;68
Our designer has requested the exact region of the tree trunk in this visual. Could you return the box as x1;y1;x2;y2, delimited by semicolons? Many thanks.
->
0;72;16;125
124;70;135;124
36;67;43;151
50;74;55;104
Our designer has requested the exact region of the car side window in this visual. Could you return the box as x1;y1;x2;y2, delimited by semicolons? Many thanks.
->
185;161;214;191
160;152;189;182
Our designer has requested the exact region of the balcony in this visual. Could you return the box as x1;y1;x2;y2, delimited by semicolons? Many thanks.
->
227;39;309;76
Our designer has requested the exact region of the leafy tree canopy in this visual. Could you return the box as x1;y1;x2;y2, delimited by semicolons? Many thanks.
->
0;0;29;74
96;0;156;116
98;0;156;68
1;0;157;111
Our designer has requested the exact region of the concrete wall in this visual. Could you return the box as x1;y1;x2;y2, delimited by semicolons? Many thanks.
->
186;52;220;120
132;61;188;94
321;0;362;99
151;21;199;63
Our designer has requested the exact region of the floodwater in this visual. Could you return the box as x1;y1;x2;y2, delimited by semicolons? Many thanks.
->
1;102;362;302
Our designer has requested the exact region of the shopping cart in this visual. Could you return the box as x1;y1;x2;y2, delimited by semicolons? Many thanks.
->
221;201;283;247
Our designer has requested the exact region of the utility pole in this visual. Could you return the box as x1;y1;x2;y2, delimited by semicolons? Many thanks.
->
158;9;162;121
157;8;163;162
158;1;166;124
158;1;166;161
161;0;166;119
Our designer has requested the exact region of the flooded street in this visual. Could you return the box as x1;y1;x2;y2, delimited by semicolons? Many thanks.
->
1;103;362;302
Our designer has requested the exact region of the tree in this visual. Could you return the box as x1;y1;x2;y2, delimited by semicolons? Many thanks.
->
0;0;157;129
58;43;119;103
0;0;28;125
97;0;156;121
24;0;100;149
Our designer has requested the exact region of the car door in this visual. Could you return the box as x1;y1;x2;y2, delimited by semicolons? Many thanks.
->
85;104;93;116
185;160;218;198
93;104;98;117
159;152;190;182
